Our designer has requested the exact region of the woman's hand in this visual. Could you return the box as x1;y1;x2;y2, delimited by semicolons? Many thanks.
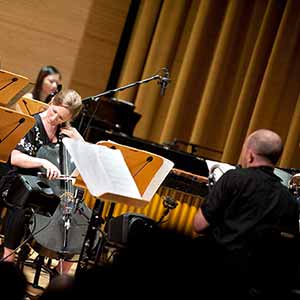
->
41;159;61;180
60;127;84;141
11;150;61;180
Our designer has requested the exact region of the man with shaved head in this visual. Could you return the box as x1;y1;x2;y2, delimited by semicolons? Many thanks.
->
240;129;283;168
192;129;300;297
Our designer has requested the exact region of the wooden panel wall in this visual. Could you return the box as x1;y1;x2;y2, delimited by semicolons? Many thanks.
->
0;0;130;98
69;0;131;97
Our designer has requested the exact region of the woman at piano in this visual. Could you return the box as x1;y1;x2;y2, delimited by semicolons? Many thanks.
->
0;89;83;275
24;65;62;103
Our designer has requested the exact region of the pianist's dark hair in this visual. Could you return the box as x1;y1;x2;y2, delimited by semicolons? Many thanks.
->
32;65;61;101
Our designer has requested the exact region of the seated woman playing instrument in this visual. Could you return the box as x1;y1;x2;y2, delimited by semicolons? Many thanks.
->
1;89;83;275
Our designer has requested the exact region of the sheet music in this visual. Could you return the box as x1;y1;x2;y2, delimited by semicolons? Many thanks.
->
104;140;175;201
63;138;141;199
205;159;236;181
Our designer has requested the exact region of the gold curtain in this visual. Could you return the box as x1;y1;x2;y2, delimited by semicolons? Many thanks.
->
117;0;300;168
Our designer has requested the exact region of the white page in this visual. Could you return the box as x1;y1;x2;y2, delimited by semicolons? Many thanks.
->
206;159;236;181
63;138;141;199
103;140;175;201
142;158;174;201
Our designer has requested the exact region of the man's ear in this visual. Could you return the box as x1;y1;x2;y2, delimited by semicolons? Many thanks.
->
248;151;255;164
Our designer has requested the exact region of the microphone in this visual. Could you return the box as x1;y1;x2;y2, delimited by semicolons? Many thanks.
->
159;68;171;96
57;84;62;92
0;77;18;92
132;156;154;177
163;196;178;209
45;84;62;103
208;171;216;191
156;195;178;225
210;164;223;175
208;164;223;191
146;156;153;162
22;99;31;115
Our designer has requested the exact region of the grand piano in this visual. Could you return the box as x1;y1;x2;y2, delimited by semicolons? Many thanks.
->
75;96;209;198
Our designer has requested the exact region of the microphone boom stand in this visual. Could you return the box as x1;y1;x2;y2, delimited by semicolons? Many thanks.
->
78;73;164;136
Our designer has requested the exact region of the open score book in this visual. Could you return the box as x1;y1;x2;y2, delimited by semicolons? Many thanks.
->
63;138;174;207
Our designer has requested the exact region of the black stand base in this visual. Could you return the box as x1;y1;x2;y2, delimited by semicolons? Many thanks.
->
75;198;104;276
75;199;115;276
17;249;54;290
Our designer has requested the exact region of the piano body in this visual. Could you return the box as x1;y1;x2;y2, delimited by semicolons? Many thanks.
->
77;98;209;237
76;96;142;136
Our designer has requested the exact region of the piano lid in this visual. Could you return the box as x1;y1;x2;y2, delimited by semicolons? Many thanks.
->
85;126;209;178
78;96;141;136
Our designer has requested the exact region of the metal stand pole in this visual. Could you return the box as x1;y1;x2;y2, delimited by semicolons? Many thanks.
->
31;255;45;289
75;199;105;276
79;69;169;136
94;202;115;265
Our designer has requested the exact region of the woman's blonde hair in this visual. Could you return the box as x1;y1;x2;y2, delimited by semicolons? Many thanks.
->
51;89;82;119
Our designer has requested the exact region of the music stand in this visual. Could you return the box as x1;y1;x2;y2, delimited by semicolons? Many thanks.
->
62;138;174;274
66;139;174;207
0;69;31;107
98;141;169;203
12;96;49;115
0;106;35;162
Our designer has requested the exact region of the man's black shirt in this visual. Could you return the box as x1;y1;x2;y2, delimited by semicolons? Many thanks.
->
201;166;299;251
